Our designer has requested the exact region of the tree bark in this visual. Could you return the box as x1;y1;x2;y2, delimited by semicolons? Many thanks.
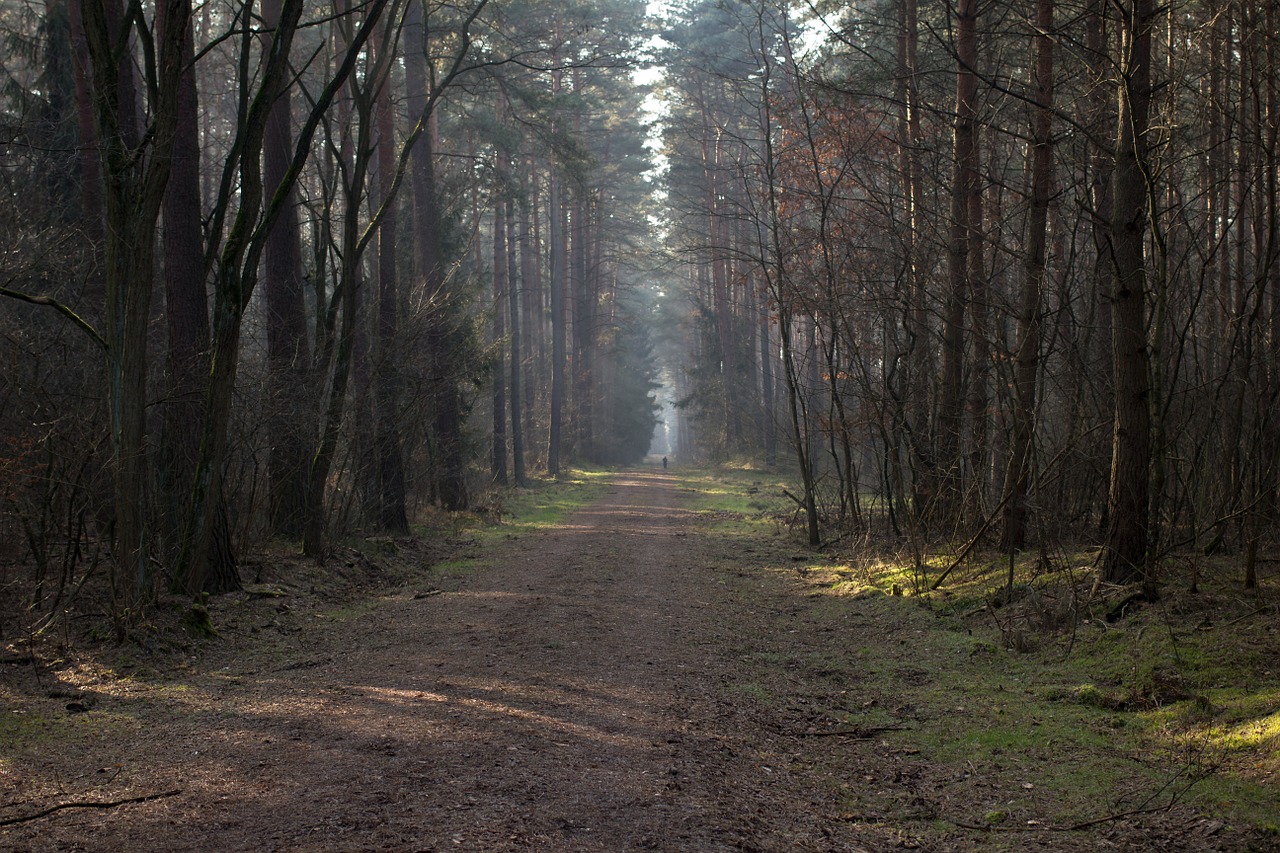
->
547;68;567;478
261;0;312;541
68;0;102;240
158;0;239;592
1101;0;1155;589
405;1;468;509
507;193;527;486
82;0;188;607
491;190;509;485
938;0;979;530
373;33;408;532
1001;0;1055;551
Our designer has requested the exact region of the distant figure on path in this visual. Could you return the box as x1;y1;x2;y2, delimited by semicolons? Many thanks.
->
662;456;668;470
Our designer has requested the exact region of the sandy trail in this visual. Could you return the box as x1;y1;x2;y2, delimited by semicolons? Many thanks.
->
3;471;871;852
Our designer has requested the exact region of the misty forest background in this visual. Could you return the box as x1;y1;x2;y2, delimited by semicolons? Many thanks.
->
1;0;1278;630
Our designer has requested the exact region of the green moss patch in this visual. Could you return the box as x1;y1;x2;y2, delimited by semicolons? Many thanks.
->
678;464;1280;842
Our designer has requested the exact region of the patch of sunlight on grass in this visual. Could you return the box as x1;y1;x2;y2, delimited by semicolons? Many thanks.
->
1209;710;1280;752
1211;687;1280;722
486;468;613;536
1147;688;1280;759
675;465;793;521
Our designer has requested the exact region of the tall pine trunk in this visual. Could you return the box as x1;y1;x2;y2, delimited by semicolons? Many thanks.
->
159;0;238;591
1001;0;1055;551
491;193;509;485
1102;0;1155;589
548;83;567;478
404;2;467;509
507;193;527;486
261;0;311;540
938;0;979;530
373;48;408;532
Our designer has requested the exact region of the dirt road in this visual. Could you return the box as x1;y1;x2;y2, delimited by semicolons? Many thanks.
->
3;471;880;851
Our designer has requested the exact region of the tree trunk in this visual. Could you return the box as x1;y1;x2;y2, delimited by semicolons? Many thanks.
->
1101;0;1155;589
519;158;539;446
261;0;311;541
373;41;407;533
82;0;188;607
404;4;467;510
491;192;509;485
548;134;567;476
68;0;102;239
186;0;307;579
571;187;595;462
759;271;777;466
1001;0;1055;551
938;0;979;530
507;193;527;486
159;0;238;592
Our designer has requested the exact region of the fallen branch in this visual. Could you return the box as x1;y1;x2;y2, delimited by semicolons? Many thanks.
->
1197;605;1270;631
1064;801;1180;832
0;789;181;827
949;766;1199;834
948;801;1176;834
1065;765;1201;831
800;724;910;738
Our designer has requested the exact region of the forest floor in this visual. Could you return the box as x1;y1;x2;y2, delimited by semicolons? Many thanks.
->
2;468;1278;851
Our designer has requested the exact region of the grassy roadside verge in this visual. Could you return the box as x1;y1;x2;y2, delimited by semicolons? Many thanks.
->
469;467;615;538
677;463;1280;849
398;467;614;580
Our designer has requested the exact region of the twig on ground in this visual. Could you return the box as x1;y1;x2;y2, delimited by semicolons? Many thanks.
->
800;724;910;738
1198;606;1270;631
0;789;182;827
1064;801;1182;832
949;766;1202;834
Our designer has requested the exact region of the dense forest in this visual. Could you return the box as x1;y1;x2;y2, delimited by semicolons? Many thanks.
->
660;0;1280;595
1;0;1277;630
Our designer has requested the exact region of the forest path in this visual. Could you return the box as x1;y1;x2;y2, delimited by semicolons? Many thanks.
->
4;470;1247;852
4;470;885;851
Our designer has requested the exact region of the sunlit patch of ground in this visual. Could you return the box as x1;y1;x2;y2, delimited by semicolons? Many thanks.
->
3;466;1276;850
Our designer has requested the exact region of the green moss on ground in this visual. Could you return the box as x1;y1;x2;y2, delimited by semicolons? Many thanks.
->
680;464;1280;842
